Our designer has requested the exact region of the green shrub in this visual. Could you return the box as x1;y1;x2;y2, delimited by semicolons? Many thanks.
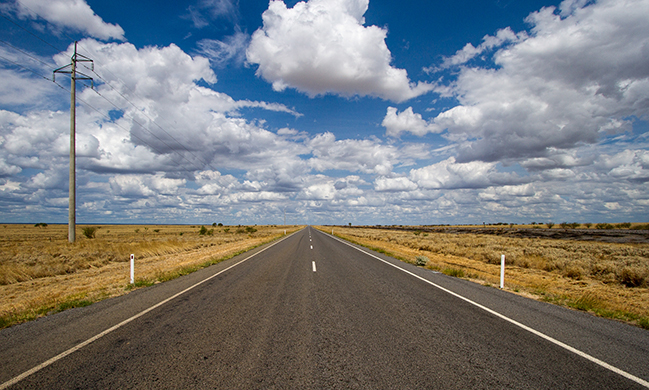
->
596;223;614;230
443;268;465;277
199;226;208;235
82;226;98;239
245;226;257;233
415;255;428;266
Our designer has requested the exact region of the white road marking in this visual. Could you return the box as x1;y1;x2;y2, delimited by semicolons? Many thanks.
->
310;245;313;249
0;232;298;390
324;231;649;389
312;261;317;272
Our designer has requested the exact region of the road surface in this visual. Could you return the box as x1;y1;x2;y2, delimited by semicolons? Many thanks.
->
1;227;648;389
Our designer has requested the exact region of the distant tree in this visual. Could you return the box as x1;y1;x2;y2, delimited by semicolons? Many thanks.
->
212;223;217;227
348;222;352;226
218;223;223;227
546;222;555;229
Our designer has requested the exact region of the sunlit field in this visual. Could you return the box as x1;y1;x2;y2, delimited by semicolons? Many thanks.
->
0;224;301;328
317;225;649;329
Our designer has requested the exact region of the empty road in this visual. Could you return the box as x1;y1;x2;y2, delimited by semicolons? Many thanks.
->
1;227;648;389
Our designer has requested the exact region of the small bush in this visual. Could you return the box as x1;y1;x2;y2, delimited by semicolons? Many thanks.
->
245;226;257;233
616;222;632;229
546;222;554;229
443;268;465;277
236;228;245;234
415;255;428;266
596;223;614;230
223;228;230;233
199;226;208;235
34;223;48;228
82;227;98;239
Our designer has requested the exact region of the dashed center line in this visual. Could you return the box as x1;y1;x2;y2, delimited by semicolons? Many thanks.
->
312;261;317;272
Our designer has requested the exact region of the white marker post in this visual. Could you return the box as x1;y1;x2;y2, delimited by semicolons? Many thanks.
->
500;254;505;289
130;254;135;284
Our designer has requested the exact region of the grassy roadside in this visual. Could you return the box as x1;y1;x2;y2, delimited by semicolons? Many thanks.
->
317;226;649;330
0;225;302;329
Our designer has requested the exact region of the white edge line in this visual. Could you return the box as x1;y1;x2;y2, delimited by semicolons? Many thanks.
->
323;230;649;388
0;230;300;390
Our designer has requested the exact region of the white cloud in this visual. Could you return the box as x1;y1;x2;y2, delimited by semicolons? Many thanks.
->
374;176;417;192
428;27;523;71
382;107;441;137
197;31;249;67
428;0;649;164
409;157;522;190
14;0;125;41
246;0;433;102
186;0;239;28
308;132;399;175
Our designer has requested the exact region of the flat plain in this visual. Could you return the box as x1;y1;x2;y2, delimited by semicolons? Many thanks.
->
316;225;649;329
0;224;299;328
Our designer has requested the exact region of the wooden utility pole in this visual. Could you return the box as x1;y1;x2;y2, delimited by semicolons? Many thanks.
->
54;42;93;243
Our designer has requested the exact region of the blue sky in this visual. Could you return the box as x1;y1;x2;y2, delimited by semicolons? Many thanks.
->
0;0;648;225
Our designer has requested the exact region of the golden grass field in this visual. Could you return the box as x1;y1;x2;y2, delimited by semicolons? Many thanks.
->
316;226;649;329
0;224;301;328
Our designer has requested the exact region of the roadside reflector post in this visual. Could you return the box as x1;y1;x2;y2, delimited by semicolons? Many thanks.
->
500;254;505;289
130;254;135;284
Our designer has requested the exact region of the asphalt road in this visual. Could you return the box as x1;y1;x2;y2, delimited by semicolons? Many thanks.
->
1;227;648;389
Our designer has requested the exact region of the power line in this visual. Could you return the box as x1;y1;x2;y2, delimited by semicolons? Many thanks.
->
0;39;56;69
80;63;220;172
1;11;221;174
0;13;64;53
0;53;52;82
1;12;222;175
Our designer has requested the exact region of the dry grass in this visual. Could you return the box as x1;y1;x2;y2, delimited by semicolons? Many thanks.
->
0;224;301;328
318;226;649;329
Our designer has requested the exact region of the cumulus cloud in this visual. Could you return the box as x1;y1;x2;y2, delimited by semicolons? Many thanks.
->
427;27;523;71
246;0;433;102
427;0;649;164
408;157;523;190
382;107;441;137
13;0;125;41
308;132;400;175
